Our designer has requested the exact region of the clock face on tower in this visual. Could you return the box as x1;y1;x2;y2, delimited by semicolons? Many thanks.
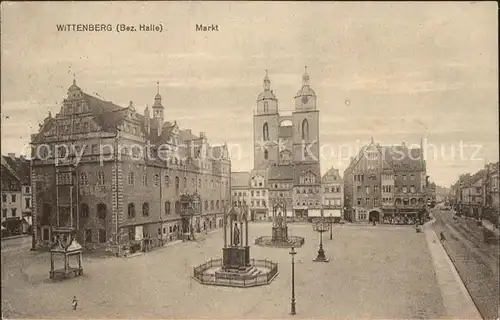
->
301;96;308;104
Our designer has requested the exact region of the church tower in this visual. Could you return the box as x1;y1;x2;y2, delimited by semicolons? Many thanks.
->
152;81;164;124
292;66;320;167
253;70;280;169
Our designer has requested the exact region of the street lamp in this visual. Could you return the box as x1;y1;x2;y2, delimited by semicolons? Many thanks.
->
313;219;329;262
329;210;333;240
289;246;297;315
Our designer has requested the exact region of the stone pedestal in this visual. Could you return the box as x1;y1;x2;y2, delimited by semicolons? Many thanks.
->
272;226;288;242
222;246;250;269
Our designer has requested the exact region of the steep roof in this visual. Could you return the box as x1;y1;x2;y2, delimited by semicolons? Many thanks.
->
1;156;30;185
231;172;250;188
322;167;342;183
268;165;294;181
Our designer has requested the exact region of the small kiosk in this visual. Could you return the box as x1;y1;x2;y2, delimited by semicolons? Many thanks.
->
49;228;83;280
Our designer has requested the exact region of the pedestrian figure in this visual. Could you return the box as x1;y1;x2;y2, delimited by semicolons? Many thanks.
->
72;296;78;310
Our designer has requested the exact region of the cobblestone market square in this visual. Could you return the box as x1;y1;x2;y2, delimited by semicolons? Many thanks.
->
2;223;453;319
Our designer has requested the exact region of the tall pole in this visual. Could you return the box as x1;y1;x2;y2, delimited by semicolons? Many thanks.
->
290;246;297;315
329;210;333;240
160;167;163;246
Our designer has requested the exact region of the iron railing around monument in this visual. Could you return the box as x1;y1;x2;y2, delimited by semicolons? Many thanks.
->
193;258;278;287
254;236;305;247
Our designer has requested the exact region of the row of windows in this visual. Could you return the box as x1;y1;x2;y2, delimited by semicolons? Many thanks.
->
250;190;266;197
271;183;293;189
1;194;17;202
357;185;419;194
126;172;226;190
2;208;17;217
262;119;310;142
324;186;341;193
324;199;342;206
354;173;416;182
126;199;229;218
356;197;424;206
270;191;293;197
296;187;320;194
250;200;267;207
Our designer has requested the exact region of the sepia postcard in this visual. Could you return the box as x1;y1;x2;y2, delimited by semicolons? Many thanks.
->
1;1;498;319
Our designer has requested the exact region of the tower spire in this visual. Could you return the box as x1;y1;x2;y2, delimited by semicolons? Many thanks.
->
157;81;159;95
302;65;310;86
263;69;271;91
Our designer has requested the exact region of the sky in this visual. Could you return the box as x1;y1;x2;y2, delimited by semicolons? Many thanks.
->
1;1;498;187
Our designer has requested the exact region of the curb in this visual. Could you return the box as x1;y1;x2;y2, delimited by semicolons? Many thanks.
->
425;218;482;319
1;234;31;241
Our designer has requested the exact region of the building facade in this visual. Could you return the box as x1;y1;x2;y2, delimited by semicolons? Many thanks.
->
1;154;31;234
253;68;321;220
249;169;269;221
344;139;427;224
321;167;344;221
267;165;294;219
484;162;499;225
231;171;250;219
30;80;231;254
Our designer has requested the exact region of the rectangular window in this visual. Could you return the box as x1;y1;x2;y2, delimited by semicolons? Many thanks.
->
11;195;16;202
12;208;17;217
2;209;6;217
2;194;6;202
25;198;31;209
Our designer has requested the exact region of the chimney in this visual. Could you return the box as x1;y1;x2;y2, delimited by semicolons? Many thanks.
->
186;129;192;134
20;155;26;161
199;132;205;139
8;153;15;159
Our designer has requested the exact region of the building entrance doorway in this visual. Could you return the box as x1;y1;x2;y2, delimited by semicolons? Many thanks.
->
369;210;380;223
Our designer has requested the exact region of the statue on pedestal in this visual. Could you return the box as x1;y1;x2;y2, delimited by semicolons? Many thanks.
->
233;223;240;246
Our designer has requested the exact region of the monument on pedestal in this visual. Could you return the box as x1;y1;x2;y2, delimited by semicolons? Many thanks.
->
193;206;278;287
255;202;305;248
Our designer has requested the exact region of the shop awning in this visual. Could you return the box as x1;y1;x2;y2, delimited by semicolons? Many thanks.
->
324;209;341;217
309;209;322;217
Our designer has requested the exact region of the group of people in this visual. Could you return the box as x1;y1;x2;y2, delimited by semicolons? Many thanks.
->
382;215;419;225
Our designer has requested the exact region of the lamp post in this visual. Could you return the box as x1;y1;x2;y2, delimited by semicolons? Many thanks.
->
289;246;297;315
329;210;333;240
313;218;329;262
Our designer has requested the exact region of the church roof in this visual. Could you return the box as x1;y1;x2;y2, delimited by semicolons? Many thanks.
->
295;85;316;97
231;171;250;188
257;90;277;101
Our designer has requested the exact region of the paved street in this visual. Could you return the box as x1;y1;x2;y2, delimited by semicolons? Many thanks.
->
1;235;32;254
432;208;500;320
1;223;461;319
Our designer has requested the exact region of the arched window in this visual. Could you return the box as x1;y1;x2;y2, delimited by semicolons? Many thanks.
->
183;177;187;188
210;200;214;210
395;198;402;206
263;123;269;141
264;149;269;160
264;101;269;113
165;201;171;214
128;203;135;218
204;200;209;210
301;119;309;140
165;175;170;187
175;176;179;193
216;200;219;210
97;203;106;220
175;201;181;213
81;203;90;219
142;203;149;216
